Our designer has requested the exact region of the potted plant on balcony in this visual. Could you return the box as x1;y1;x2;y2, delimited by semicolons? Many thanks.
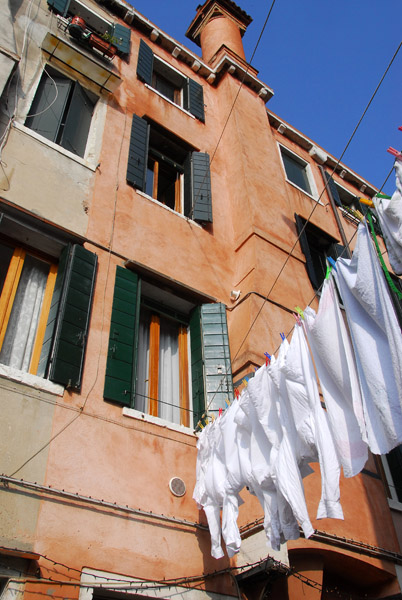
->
88;30;119;57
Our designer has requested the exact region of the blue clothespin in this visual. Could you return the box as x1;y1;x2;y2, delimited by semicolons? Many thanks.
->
327;257;337;271
280;332;286;341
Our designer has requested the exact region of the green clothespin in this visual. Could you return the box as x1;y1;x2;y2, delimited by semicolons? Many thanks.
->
375;193;392;200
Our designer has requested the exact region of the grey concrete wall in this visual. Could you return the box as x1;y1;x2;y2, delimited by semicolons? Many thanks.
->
0;376;56;551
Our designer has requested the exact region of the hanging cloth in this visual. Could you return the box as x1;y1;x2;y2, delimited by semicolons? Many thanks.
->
373;158;402;275
334;222;402;455
282;323;343;520
304;277;368;477
267;342;315;540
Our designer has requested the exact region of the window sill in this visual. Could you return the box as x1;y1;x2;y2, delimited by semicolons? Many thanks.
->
136;190;202;227
285;178;322;204
388;497;402;512
145;84;196;119
0;363;64;396
13;122;98;171
122;406;195;437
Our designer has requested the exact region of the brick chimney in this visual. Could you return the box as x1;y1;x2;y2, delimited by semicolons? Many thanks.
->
186;0;252;65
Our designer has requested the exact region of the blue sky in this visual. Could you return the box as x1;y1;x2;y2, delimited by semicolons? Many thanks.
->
129;0;401;196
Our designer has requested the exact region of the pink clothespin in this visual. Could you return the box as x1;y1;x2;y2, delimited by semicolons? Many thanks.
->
235;388;240;399
293;312;302;326
387;147;402;158
264;352;271;366
219;407;223;417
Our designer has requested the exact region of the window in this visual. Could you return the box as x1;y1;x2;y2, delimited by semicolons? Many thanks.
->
295;214;345;290
103;267;234;428
136;40;205;122
0;239;97;389
280;146;315;197
127;114;213;223
25;66;97;158
385;445;402;503
322;170;383;237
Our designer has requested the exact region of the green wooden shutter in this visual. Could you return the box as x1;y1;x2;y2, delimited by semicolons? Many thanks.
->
190;303;233;427
126;114;149;190
37;245;69;379
136;39;154;85
111;23;131;55
183;78;205;122
191;152;213;223
46;245;97;389
323;171;342;207
104;267;140;406
47;0;70;15
295;214;320;290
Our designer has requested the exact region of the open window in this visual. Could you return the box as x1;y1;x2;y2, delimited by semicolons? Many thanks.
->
127;114;213;223
295;214;345;291
103;267;234;428
0;236;97;390
136;40;205;122
25;66;97;158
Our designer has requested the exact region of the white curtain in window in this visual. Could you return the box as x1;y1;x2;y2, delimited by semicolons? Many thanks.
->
135;317;150;413
0;255;49;372
159;318;180;424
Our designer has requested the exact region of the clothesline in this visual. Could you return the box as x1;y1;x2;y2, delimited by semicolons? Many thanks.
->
194;158;402;560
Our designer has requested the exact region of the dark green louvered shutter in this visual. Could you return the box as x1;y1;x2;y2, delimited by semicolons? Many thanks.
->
127;114;149;190
183;78;205;122
184;152;212;223
295;214;320;290
190;303;233;428
110;23;131;55
323;171;342;207
189;307;204;428
47;0;70;15
37;245;69;379
42;245;97;389
104;267;140;406
136;39;154;85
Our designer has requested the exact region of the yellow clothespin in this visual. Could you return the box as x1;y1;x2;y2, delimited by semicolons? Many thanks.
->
294;306;304;320
225;398;231;407
242;378;248;388
199;422;204;429
358;197;374;207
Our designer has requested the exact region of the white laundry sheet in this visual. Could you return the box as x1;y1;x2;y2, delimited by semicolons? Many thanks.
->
334;223;402;455
304;278;368;477
373;158;402;275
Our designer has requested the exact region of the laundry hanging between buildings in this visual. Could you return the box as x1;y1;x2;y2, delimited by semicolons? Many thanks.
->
193;170;402;560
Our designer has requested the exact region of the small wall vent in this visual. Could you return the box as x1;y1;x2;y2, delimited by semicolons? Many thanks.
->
169;477;186;497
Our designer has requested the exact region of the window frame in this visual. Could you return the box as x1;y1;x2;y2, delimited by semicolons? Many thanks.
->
295;214;344;291
24;65;98;160
0;241;58;376
0;236;97;390
104;267;234;429
279;144;318;200
137;39;205;122
126;114;213;223
381;450;402;511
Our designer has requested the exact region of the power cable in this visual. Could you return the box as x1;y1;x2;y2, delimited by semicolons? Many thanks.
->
230;38;402;365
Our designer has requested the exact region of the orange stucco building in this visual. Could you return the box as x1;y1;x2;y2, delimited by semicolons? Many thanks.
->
0;1;401;599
